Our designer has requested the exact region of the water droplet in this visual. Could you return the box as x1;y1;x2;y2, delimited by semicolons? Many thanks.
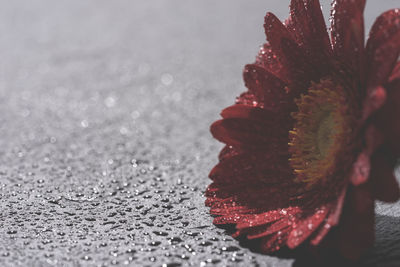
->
161;73;174;86
104;96;116;108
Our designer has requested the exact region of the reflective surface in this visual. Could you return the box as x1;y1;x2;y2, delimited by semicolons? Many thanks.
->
0;1;398;266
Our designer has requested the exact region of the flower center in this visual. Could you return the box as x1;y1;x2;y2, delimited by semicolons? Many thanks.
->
316;112;335;157
289;79;351;186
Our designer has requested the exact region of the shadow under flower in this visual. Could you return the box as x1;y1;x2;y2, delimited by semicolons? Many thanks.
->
216;214;400;267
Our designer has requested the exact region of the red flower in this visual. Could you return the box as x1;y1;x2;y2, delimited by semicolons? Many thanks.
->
206;0;400;259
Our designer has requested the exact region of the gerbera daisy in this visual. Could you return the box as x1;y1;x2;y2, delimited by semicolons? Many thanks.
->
206;0;400;259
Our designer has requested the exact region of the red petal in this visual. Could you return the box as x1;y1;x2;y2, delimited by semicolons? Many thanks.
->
310;188;347;245
289;0;332;70
331;0;366;78
373;79;400;155
210;118;288;149
235;91;260;108
243;64;292;112
350;125;385;185
337;185;375;260
389;61;400;82
265;9;327;91
255;43;287;81
209;151;291;185
221;104;281;122
211;205;255;216
361;86;387;121
369;147;400;203
263;12;321;89
368;9;400;48
207;192;261;217
366;9;400;88
280;37;319;94
213;214;250;225
247;219;290;239
289;0;330;46
236;207;301;229
287;206;328;249
205;179;302;221
264;12;294;64
210;184;296;210
260;228;291;252
218;145;241;161
350;152;370;186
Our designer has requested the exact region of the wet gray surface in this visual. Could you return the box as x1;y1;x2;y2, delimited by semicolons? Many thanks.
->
0;1;399;266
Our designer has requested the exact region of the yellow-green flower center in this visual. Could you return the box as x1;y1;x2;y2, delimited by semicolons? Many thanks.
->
289;79;351;186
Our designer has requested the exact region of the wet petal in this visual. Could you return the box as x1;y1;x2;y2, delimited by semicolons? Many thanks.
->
218;145;242;161
255;43;287;81
389;61;400;82
373;79;400;155
280;37;319;93
221;104;280;121
287;206;328;248
260;228;291;252
331;0;366;78
264;12;294;63
243;64;292;112
236;208;301;229
247;219;291;239
362;86;387;121
210;118;288;149
289;0;332;71
310;188;346;245
209;151;291;185
366;9;400;88
350;153;370;186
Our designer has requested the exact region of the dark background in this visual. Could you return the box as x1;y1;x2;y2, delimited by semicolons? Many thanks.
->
0;1;399;266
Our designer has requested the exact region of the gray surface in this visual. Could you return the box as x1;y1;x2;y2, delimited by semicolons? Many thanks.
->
0;1;399;266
